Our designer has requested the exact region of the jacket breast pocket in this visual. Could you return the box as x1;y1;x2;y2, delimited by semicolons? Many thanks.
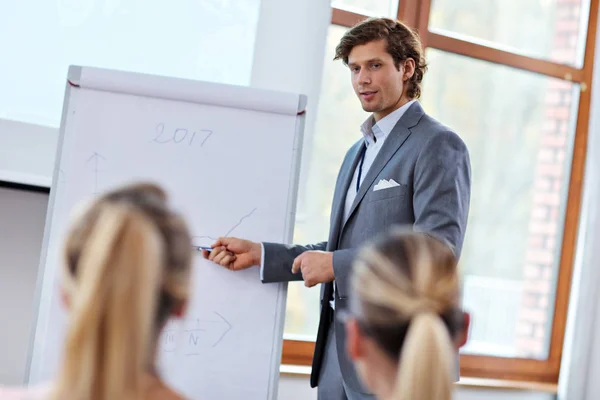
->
367;183;408;202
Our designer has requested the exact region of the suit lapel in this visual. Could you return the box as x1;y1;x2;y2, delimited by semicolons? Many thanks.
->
328;140;364;249
341;101;425;231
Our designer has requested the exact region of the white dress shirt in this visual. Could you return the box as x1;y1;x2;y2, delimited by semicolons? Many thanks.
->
261;100;417;310
343;99;416;223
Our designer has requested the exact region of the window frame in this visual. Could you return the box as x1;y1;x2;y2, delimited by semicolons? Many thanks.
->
282;0;600;384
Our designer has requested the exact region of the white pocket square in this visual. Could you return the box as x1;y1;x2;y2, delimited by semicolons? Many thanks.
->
373;179;400;191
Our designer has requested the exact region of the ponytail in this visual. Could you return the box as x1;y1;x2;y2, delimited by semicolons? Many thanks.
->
53;203;164;400
394;313;455;400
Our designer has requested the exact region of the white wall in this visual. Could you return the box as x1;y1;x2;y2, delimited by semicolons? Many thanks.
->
0;0;261;128
0;0;332;190
0;187;48;384
250;0;332;221
0;120;57;187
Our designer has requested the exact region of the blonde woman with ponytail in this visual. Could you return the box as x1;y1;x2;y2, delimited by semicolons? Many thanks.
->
343;229;471;400
0;183;193;400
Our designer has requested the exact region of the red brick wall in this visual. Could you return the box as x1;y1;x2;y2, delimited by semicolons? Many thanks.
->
514;1;581;357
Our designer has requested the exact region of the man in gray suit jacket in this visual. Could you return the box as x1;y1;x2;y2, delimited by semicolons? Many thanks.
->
205;17;471;400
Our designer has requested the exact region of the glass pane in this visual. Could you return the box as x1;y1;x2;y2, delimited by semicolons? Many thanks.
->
284;25;369;340
422;49;578;359
332;0;399;18
429;0;589;67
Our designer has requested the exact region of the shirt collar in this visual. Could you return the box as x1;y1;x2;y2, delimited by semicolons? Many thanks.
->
360;99;417;146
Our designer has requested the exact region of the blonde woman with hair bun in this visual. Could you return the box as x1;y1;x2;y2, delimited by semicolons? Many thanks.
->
343;228;470;400
0;182;194;400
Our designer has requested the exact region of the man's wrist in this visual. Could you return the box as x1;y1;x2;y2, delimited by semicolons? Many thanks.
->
253;242;262;265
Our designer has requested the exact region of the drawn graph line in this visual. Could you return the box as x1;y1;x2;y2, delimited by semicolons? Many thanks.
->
224;207;257;237
193;235;219;241
192;207;258;243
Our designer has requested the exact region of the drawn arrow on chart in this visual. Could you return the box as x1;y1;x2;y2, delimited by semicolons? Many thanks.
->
185;312;233;354
160;312;233;356
86;152;106;194
211;311;233;347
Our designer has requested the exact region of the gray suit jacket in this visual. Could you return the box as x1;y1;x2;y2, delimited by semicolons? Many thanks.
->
262;101;471;392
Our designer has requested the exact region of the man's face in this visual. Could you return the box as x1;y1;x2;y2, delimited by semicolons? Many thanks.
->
347;39;407;121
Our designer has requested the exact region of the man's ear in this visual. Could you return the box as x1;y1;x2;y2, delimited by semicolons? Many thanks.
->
456;311;471;349
402;58;416;81
345;318;365;361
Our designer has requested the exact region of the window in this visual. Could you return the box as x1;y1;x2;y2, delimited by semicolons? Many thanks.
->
422;49;578;360
429;0;589;66
282;0;599;384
